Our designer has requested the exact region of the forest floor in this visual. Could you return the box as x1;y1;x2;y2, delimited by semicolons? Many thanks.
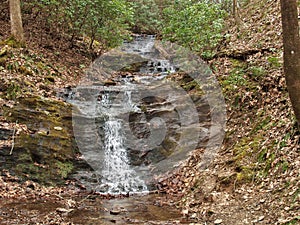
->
158;1;300;224
1;0;300;224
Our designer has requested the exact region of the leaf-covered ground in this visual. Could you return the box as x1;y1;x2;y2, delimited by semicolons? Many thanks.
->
1;0;300;224
158;1;300;224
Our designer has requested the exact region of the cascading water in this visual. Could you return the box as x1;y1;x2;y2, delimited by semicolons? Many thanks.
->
68;35;214;195
97;81;147;194
68;36;182;195
100;119;147;194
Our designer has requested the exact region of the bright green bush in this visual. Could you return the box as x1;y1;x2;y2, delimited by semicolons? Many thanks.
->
162;0;226;58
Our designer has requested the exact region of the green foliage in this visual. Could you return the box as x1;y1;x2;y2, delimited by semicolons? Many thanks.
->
55;161;74;178
24;0;133;48
127;0;161;33
267;56;281;68
162;0;226;58
222;67;248;91
282;217;300;225
248;66;266;78
0;36;25;48
6;82;21;100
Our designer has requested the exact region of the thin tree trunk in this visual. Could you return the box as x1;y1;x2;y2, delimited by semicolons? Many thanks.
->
9;0;24;42
233;0;237;17
280;0;300;125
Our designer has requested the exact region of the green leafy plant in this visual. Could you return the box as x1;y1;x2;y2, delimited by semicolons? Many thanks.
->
267;56;281;68
127;0;161;34
6;82;21;100
24;0;133;49
162;0;226;58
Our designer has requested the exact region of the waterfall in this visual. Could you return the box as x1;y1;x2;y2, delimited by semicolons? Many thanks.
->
99;120;147;194
69;35;214;195
96;84;147;195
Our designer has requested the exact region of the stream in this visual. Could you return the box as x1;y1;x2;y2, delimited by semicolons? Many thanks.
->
0;35;226;224
0;192;188;224
69;35;209;195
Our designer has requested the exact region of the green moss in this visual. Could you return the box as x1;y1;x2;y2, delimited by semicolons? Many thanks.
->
233;135;262;161
223;68;248;88
0;36;25;48
282;217;300;225
0;56;7;67
257;147;268;163
162;138;177;151
140;105;147;112
250;116;271;134
248;66;266;78
55;161;74;178
6;82;21;100
0;46;8;57
3;95;77;185
231;59;247;69
257;148;277;177
267;56;281;68
18;152;32;162
19;65;34;76
181;80;203;94
236;165;255;182
15;161;57;185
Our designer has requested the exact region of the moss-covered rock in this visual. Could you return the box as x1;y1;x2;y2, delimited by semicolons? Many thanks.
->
2;95;81;185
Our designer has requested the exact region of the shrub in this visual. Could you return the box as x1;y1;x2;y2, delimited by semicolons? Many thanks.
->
162;0;227;58
23;0;133;49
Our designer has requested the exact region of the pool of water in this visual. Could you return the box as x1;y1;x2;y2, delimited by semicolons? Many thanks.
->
0;193;190;224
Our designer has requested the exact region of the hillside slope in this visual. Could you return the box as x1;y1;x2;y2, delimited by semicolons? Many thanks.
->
160;1;300;224
0;0;300;224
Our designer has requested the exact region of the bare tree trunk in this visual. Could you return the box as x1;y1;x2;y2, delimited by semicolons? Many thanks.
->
280;0;300;125
9;0;24;42
233;0;237;17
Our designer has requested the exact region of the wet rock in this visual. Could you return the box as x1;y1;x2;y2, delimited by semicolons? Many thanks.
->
104;80;116;86
0;128;12;140
2;96;88;185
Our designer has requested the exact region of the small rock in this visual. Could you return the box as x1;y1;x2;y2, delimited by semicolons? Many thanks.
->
258;216;265;221
110;210;121;215
37;129;49;135
104;80;116;86
56;208;73;214
182;209;189;215
259;199;265;203
54;126;63;131
214;219;223;224
252;216;265;223
191;213;197;218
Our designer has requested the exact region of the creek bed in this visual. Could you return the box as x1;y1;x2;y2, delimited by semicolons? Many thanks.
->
0;192;189;224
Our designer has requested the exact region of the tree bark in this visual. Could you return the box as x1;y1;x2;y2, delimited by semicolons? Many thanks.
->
280;0;300;125
233;0;237;17
9;0;24;42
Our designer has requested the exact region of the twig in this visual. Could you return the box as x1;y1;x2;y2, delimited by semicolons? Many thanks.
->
79;194;92;204
9;120;18;155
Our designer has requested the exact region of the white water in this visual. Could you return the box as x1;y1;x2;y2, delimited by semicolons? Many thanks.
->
99;119;148;194
70;35;188;195
96;79;147;194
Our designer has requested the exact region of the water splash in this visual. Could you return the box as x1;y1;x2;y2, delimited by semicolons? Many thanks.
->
99;120;148;194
